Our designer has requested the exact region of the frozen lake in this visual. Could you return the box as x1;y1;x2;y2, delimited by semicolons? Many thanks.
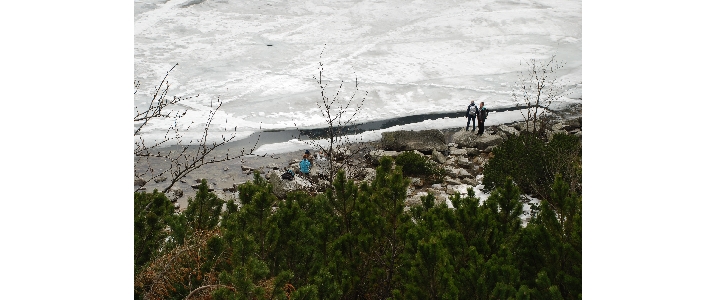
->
134;0;582;153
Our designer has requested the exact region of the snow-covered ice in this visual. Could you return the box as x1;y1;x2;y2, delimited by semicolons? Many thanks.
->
135;0;582;153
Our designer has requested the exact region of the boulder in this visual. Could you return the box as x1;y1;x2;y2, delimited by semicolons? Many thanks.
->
241;165;253;171
449;148;467;156
498;125;520;137
381;129;447;152
452;130;503;149
170;188;183;201
444;166;472;179
431;149;447;164
361;168;377;183
465;148;481;157
457;168;472;179
446;167;461;178
153;176;167;183
406;192;428;207
444;177;462;186
191;183;214;191
444;157;456;166
409;177;424;188
430;192;450;207
267;170;312;199
461;178;478;186
421;189;449;207
369;150;400;164
496;131;507;141
456;157;472;168
134;178;147;186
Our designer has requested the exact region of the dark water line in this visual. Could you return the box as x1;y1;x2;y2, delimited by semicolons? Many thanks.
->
156;104;570;154
216;105;535;153
298;105;533;138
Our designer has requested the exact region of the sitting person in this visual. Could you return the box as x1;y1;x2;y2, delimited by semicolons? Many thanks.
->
299;154;312;176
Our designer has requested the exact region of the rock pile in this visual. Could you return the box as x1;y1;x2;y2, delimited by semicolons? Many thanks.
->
164;115;581;216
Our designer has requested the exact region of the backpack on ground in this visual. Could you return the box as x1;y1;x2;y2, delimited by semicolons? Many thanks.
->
281;169;295;180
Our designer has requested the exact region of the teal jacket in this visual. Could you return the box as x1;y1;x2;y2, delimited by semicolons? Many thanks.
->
299;159;311;174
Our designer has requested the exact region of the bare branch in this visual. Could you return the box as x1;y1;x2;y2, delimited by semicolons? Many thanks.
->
290;54;371;188
511;55;570;135
134;65;261;193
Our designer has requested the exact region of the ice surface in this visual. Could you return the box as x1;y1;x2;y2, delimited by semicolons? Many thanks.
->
135;0;582;149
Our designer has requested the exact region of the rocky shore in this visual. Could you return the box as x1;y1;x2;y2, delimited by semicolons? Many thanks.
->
136;105;582;222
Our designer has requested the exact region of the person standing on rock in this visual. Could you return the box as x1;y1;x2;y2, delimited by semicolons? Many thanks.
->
477;101;489;136
466;100;479;132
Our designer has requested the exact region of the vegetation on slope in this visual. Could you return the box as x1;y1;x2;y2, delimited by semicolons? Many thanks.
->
135;137;582;300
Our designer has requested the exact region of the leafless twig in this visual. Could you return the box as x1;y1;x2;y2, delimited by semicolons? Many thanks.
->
512;55;568;134
134;64;260;193
292;46;371;186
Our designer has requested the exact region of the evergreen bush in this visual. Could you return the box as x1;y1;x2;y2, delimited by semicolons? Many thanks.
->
134;155;581;300
394;151;446;181
482;132;581;200
134;190;174;274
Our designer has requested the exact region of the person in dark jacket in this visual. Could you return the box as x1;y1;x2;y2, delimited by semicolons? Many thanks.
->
465;100;479;131
477;101;489;136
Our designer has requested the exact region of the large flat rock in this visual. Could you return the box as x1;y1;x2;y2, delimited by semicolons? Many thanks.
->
268;170;312;199
452;131;503;150
381;129;447;152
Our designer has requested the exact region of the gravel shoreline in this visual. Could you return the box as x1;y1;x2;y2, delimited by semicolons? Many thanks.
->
135;132;456;209
135;104;581;209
